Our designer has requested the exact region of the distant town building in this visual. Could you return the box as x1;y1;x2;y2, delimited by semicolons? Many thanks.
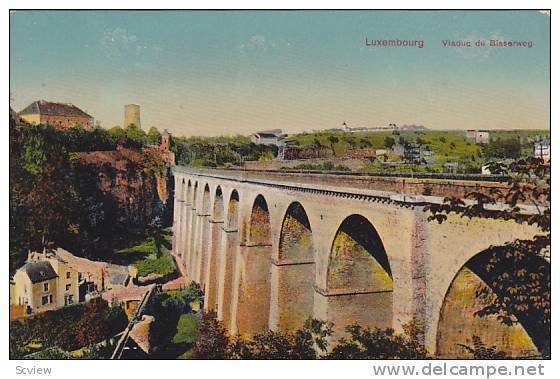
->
533;139;550;163
277;139;298;160
389;141;406;157
18;100;93;130
339;122;425;134
124;104;141;129
403;142;426;164
251;129;284;145
399;124;427;131
466;130;490;144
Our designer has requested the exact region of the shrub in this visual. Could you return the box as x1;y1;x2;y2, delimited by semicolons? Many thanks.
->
327;319;428;359
193;311;230;359
458;336;508;359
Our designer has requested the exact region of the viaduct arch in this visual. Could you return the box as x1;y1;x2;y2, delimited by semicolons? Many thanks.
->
172;168;547;357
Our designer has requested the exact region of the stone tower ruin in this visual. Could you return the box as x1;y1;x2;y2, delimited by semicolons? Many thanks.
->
124;104;141;129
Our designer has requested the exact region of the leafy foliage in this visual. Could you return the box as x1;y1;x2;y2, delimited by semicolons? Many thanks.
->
284;161;351;172
483;138;522;159
184;282;204;306
9;299;127;358
327;319;428;359
147;126;162;145
229;318;333;359
10;119;172;271
74;298;112;347
193;311;231;359
424;157;550;356
10;122;81;269
171;134;278;167
458;336;508;359
191;313;429;360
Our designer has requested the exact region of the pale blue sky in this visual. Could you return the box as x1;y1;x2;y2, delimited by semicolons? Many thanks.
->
10;11;550;136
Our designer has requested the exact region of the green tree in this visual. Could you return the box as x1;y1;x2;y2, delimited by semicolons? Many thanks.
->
74;298;111;346
194;311;231;359
107;125;126;145
147;126;162;145
229;318;333;359
458;336;508;359
358;138;372;149
124;124;147;148
327;135;339;156
483;138;522;159
11;124;81;252
384;136;395;149
258;151;274;162
106;304;128;336
147;215;165;258
312;138;324;150
184;282;204;305
327;319;428;359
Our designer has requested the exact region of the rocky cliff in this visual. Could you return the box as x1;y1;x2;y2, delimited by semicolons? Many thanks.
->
73;146;172;227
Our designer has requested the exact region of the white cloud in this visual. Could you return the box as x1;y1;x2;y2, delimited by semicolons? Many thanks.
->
239;35;290;51
249;35;266;46
100;28;158;60
539;10;551;17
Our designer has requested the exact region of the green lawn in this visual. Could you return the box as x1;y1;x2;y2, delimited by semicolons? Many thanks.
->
115;228;176;277
152;312;199;359
173;314;199;359
172;314;199;345
133;250;175;277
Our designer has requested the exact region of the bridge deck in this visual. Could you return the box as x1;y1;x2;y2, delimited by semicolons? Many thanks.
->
175;166;509;202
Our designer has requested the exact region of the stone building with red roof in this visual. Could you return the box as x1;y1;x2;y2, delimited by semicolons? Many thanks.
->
18;100;94;130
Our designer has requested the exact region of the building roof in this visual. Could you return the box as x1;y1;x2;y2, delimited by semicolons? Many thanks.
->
19;100;92;118
21;261;58;283
254;129;283;137
129;315;155;354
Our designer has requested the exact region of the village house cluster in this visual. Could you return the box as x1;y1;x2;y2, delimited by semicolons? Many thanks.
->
10;249;101;318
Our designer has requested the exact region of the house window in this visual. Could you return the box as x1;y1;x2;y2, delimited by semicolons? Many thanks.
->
66;284;71;291
41;295;50;305
64;295;74;306
43;282;49;292
66;272;71;279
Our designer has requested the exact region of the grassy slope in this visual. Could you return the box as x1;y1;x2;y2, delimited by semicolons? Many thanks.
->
286;129;549;173
174;314;199;359
115;228;175;277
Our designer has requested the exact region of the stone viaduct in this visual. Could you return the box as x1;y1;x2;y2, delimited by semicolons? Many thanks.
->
171;167;546;358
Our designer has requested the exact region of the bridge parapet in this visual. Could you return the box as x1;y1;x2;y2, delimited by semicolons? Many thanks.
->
173;166;538;213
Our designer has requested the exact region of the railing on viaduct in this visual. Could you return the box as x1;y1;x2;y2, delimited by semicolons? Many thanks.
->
171;166;546;359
